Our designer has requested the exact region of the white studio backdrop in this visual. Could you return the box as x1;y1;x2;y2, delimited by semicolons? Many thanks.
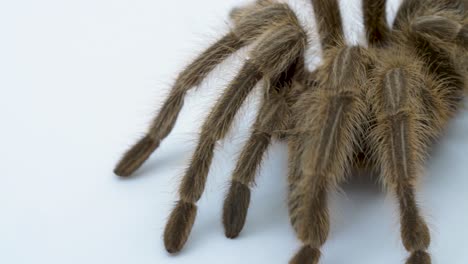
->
1;0;467;263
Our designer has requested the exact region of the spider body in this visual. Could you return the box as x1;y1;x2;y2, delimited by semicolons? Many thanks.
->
115;0;468;263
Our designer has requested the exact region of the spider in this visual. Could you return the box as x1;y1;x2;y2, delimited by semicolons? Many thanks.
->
114;0;468;263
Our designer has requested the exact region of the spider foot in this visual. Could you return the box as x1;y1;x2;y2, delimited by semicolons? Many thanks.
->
406;251;431;264
289;246;321;264
223;181;251;239
163;201;197;254
114;136;159;177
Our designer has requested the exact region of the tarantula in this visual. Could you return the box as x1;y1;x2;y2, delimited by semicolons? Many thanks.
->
114;0;468;263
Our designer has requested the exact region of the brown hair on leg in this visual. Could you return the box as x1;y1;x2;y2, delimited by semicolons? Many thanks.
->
363;0;390;47
114;1;299;177
311;0;344;50
288;45;370;264
164;62;262;253
397;10;467;116
164;21;306;253
223;62;299;238
114;33;244;177
367;50;439;264
287;138;324;264
392;0;467;29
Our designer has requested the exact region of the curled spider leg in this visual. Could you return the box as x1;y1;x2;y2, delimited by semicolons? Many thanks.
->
164;20;307;253
289;46;369;264
114;1;293;177
222;61;302;239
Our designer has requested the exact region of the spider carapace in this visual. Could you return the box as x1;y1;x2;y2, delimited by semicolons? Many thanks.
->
114;0;468;263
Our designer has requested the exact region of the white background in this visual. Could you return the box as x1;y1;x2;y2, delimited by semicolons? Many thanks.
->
1;0;467;263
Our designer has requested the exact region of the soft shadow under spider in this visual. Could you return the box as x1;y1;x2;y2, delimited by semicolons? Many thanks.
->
328;171;383;235
243;183;289;236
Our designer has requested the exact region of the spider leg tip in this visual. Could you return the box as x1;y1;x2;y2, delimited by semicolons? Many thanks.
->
289;246;321;264
113;162;134;177
114;136;160;177
113;168;129;178
113;161;137;177
163;201;197;254
224;231;240;240
164;243;183;255
222;182;251;239
406;251;431;264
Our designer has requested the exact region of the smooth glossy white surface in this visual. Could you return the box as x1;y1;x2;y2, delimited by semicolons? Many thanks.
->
1;0;467;263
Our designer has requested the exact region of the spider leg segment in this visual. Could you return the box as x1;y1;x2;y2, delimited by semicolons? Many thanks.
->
287;138;321;264
363;0;390;47
367;52;449;264
363;2;468;263
163;60;263;253
411;19;468;109
394;0;467;31
287;136;326;264
114;1;292;177
222;62;299;238
394;0;468;115
411;16;464;41
286;0;380;262
163;15;307;254
114;33;245;177
289;46;369;264
114;0;308;254
312;0;343;50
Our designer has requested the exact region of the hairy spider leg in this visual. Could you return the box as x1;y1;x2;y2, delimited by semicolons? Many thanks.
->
287;0;390;263
114;33;245;177
163;19;307;253
312;0;344;51
222;59;304;239
366;1;468;263
289;45;370;264
367;55;435;264
113;1;295;177
363;0;390;47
